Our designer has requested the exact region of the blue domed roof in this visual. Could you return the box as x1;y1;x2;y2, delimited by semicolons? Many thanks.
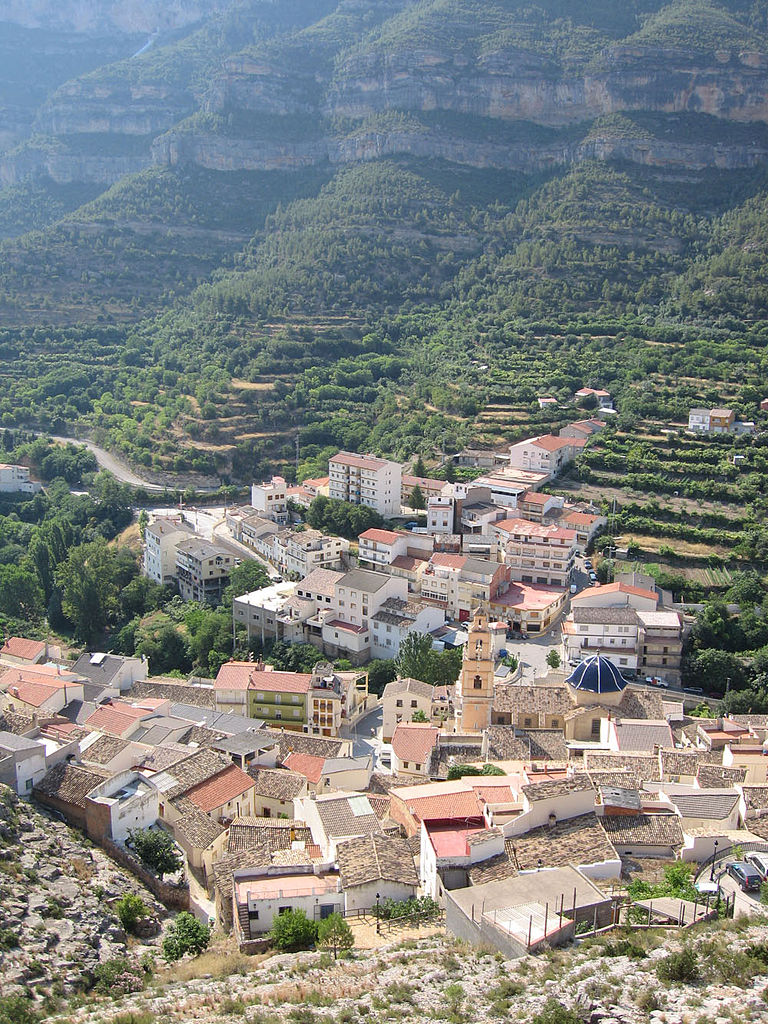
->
566;655;628;694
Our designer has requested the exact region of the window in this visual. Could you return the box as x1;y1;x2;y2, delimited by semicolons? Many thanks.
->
410;700;418;708
403;761;410;768
279;906;291;915
551;719;559;728
591;719;601;737
396;700;403;708
523;717;533;728
248;909;260;920
415;763;421;771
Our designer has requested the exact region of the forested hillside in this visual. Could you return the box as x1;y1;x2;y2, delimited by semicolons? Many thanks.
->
0;0;767;487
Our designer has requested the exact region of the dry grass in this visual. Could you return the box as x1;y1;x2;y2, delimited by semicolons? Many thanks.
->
162;943;272;984
69;856;95;881
230;379;275;391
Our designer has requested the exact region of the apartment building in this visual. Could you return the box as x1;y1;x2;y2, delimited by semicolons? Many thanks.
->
370;597;444;659
0;464;41;494
143;516;194;584
272;528;348;577
233;581;297;645
328;451;402;516
420;554;510;621
251;476;289;524
493;518;576;587
175;539;237;604
562;607;643;673
320;568;406;664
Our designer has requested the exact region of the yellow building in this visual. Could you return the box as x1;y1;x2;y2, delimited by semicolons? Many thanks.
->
456;609;496;733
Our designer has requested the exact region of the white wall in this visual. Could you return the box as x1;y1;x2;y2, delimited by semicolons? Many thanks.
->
503;789;596;838
244;887;344;935
344;879;417;913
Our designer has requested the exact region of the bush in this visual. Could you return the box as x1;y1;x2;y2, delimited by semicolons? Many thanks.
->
270;908;318;952
656;948;699;982
116;893;149;934
162;912;211;962
92;957;147;996
127;827;182;879
531;1000;584;1024
601;938;646;959
0;995;38;1024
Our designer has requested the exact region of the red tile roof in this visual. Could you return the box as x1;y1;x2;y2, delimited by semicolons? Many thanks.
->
404;790;483;822
572;582;659;604
531;435;579;452
283;751;325;785
561;511;600;527
495;518;577;542
185;764;255;813
0;665;81;689
325;619;368;635
84;702;149;737
0;637;45;662
214;663;312;693
430;553;468;570
520;491;554;505
402;474;444;490
390;555;422;571
392;723;440;764
359;528;402;544
6;680;59;708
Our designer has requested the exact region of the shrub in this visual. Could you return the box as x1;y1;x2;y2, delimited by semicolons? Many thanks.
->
116;893;149;934
531;1000;584;1024
92;958;146;996
0;995;38;1024
656;948;699;983
162;912;211;962
602;938;646;959
269;909;318;952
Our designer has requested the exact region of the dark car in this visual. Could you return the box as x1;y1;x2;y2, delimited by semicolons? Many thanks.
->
726;861;762;892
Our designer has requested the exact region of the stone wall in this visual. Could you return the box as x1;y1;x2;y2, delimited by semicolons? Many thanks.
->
102;837;189;911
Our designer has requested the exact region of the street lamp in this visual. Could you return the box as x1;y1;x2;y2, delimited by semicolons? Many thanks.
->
710;839;719;882
376;892;381;934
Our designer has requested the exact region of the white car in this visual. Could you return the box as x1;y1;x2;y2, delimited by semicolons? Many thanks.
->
746;852;768;881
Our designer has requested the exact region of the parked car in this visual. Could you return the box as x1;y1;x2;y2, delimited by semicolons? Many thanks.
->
746;852;768;881
588;571;598;582
645;676;669;689
569;583;578;594
726;861;762;892
584;560;593;569
683;686;704;696
694;879;720;897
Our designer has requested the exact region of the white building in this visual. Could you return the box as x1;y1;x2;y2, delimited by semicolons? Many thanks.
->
142;516;194;584
507;436;586;482
233;866;343;939
85;771;159;842
0;732;47;795
493;518;576;587
233;582;296;645
0;464;41;494
251;476;289;524
272;528;348;578
328;451;402;516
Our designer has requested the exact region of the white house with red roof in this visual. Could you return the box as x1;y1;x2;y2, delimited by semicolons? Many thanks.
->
508;435;587;481
357;527;433;570
575;388;613;410
2;665;85;715
390;723;440;778
328;451;402;516
0;637;50;666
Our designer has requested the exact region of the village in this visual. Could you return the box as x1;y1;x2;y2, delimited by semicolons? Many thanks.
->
2;392;768;968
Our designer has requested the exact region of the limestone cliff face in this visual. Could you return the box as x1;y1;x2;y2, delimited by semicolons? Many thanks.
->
326;45;768;126
0;0;237;34
36;79;196;137
152;123;768;176
0;147;152;187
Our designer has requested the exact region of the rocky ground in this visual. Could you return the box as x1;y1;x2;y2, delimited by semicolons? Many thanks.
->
0;786;166;1003
42;916;768;1024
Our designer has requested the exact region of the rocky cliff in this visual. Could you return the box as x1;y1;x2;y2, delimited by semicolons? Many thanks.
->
0;786;164;1000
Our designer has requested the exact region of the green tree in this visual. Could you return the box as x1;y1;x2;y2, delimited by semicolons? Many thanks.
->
365;658;397;695
686;648;746;694
128;828;182;879
395;632;434;681
116;893;149;934
162;912;210;962
413;455;427;477
317;912;354;960
531;1001;584;1024
546;649;562;669
222;559;271;605
409;485;425;510
411;708;428;722
55;539;137;643
0;564;43;620
0;995;38;1024
269;908;318;952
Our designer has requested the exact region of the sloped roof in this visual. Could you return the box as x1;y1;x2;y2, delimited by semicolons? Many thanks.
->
174;811;226;850
316;795;383;839
214;663;312;693
668;789;740;821
34;762;107;807
263;728;344;761
392;723;440;764
80;733;131;766
248;766;307;802
599;813;684;848
485;727;568;762
697;764;748;788
0;637;45;661
184;764;255;813
613;719;674;753
583;752;662;782
522;776;593;801
130;680;215;708
382;677;434;701
337;833;419;888
227;817;312;854
283;751;325;785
